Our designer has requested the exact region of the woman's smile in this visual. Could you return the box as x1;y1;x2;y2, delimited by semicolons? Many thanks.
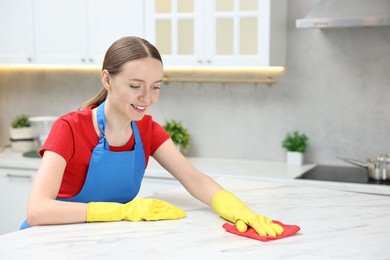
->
131;104;147;113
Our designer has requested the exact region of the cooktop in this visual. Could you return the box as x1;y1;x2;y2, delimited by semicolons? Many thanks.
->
296;165;390;185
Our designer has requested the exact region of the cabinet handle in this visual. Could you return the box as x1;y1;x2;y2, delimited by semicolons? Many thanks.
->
6;173;32;179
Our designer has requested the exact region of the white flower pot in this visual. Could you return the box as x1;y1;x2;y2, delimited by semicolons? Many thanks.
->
287;151;304;166
9;127;36;152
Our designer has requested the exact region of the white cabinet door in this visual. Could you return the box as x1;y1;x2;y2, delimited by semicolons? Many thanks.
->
0;168;34;235
87;0;145;65
144;0;286;67
205;0;286;66
34;0;89;64
145;0;205;66
32;0;145;65
0;0;35;64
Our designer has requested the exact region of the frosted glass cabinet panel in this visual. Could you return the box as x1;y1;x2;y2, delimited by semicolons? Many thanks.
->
216;19;234;55
156;0;172;12
178;20;194;55
145;0;286;67
156;21;172;55
216;0;234;11
240;18;258;55
240;0;258;10
178;0;194;12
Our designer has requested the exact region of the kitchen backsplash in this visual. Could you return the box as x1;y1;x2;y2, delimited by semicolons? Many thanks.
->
1;0;390;165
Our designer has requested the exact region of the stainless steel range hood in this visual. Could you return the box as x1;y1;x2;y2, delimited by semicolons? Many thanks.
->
296;0;390;29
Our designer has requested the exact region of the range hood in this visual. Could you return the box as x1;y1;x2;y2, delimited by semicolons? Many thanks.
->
296;0;390;29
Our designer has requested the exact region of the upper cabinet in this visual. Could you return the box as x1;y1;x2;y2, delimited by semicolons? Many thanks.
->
34;0;144;65
0;0;144;65
144;0;286;67
87;0;144;65
0;0;35;63
33;0;89;64
0;0;286;67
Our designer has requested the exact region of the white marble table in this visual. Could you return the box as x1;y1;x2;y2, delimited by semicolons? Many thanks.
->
0;177;389;259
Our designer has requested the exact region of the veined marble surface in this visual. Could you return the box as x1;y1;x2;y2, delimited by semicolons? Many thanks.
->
0;148;315;179
0;177;389;259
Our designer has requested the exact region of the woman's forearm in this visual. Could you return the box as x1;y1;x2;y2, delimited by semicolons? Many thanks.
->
27;199;88;226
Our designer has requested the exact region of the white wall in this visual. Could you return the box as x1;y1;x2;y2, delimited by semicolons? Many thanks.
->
1;0;390;165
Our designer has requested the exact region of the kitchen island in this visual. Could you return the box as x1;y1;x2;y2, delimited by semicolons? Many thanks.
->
0;177;389;259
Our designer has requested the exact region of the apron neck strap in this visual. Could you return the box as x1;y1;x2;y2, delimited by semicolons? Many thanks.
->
97;101;106;139
97;101;143;147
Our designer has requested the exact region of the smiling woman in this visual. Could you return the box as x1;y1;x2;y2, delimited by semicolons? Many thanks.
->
101;57;163;123
22;36;292;241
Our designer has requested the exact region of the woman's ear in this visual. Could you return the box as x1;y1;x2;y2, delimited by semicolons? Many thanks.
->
101;69;111;91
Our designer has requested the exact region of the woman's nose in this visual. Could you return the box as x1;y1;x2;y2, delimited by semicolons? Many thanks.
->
139;88;151;102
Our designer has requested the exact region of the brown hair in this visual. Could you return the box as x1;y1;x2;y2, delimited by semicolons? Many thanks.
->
79;36;162;110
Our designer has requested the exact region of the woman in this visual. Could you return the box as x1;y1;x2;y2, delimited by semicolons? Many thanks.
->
23;36;283;237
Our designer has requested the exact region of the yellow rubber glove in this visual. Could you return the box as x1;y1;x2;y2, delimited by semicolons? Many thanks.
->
86;198;186;222
211;190;284;237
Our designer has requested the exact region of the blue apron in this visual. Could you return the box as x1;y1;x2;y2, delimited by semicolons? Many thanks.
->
20;101;146;229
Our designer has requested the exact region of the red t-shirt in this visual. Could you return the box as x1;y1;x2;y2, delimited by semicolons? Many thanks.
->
39;106;169;198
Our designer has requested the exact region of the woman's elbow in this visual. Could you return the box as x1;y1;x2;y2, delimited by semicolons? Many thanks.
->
26;201;45;227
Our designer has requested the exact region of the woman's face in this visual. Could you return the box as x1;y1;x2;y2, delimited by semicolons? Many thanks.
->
103;57;163;121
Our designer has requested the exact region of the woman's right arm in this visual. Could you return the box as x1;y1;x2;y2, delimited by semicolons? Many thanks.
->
26;150;88;227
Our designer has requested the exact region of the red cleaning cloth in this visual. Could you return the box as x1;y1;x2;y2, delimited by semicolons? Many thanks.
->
223;220;300;242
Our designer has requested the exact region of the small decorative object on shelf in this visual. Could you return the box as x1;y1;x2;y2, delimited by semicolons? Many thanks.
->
9;114;36;152
282;131;309;166
163;119;190;152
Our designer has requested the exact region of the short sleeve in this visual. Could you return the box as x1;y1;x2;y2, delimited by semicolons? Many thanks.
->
150;121;170;155
39;118;75;162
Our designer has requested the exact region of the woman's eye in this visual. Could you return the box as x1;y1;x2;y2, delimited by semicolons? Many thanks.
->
130;85;141;89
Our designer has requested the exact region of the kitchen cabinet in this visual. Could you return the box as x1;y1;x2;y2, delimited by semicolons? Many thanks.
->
87;0;144;65
144;0;286;67
34;0;144;65
0;167;34;235
0;0;34;63
0;0;144;65
33;0;89;64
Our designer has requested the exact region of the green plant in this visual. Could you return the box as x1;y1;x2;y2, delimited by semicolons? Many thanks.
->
11;114;31;128
163;119;190;150
282;131;308;153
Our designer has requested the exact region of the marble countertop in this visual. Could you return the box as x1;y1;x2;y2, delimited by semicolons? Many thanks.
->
0;148;315;179
0;148;41;170
1;148;389;196
0;177;389;259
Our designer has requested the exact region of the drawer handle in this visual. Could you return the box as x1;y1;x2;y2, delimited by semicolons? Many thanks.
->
6;173;32;179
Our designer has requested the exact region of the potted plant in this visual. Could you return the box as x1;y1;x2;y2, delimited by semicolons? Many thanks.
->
163;119;190;151
282;131;309;165
9;114;36;152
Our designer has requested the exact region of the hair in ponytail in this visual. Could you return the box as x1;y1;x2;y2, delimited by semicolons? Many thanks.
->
79;36;162;110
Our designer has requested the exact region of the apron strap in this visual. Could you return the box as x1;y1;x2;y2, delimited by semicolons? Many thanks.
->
97;101;143;148
96;101;109;150
131;121;143;146
97;101;106;138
